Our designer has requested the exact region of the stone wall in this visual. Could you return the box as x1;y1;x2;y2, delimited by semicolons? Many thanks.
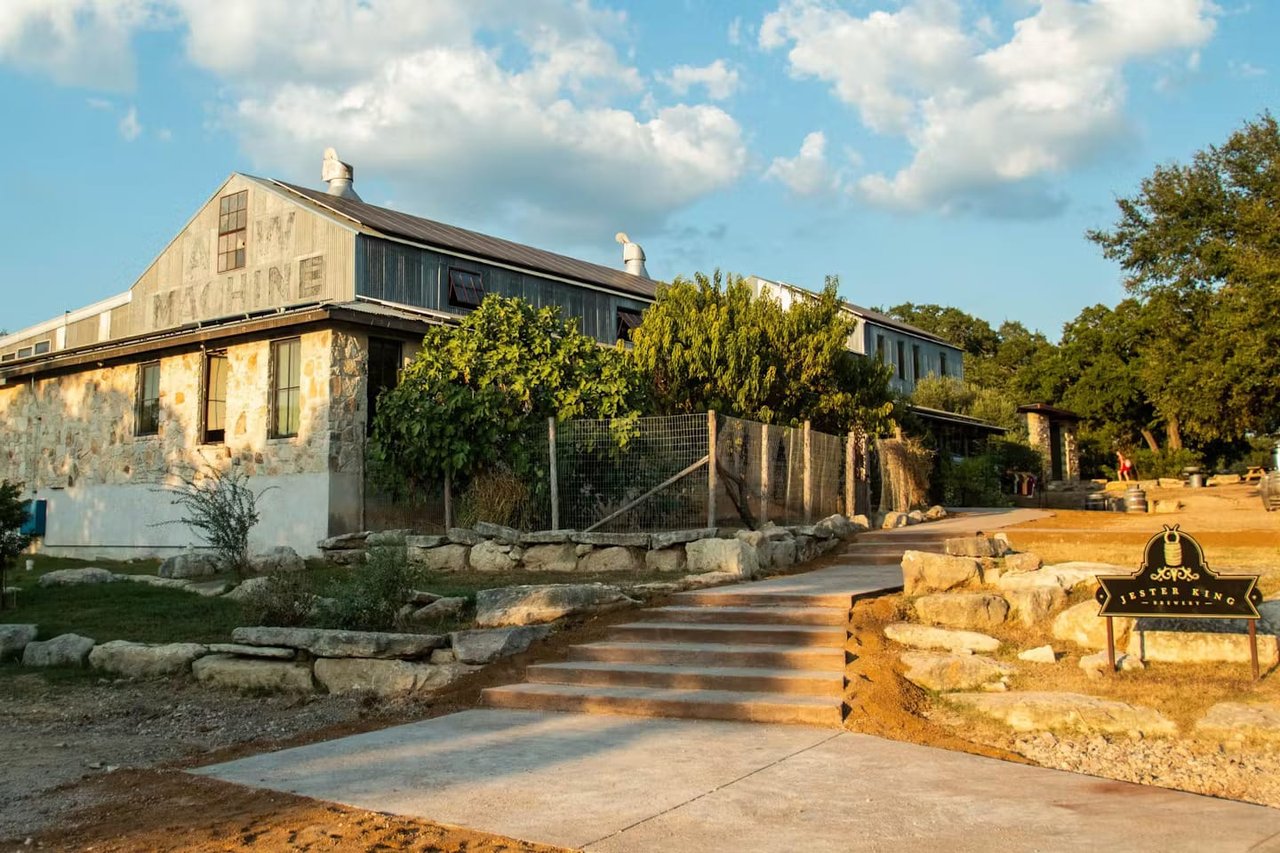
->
0;329;340;557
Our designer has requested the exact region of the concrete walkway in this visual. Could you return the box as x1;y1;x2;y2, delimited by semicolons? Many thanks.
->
197;709;1280;852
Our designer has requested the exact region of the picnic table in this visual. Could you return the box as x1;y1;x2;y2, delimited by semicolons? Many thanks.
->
1245;466;1266;483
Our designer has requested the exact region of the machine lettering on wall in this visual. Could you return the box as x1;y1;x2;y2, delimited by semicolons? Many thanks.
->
152;258;315;330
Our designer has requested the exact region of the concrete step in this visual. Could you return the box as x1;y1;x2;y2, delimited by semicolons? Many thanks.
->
482;682;842;727
645;605;849;627
526;661;844;697
832;550;910;565
609;622;846;648
569;641;844;671
673;589;854;609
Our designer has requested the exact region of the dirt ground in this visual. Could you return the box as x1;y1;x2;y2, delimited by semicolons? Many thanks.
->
4;492;1277;851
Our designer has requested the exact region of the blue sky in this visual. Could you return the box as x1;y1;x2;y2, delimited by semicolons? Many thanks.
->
1;0;1276;340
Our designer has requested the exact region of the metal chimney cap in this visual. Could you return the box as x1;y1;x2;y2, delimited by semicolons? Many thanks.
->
615;232;650;279
322;148;362;200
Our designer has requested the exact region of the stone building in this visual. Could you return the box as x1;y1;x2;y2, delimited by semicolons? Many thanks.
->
0;152;654;558
1017;403;1081;483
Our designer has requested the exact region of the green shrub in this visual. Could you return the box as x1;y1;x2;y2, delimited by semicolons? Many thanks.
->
939;454;1012;508
1129;448;1204;480
314;546;421;632
239;570;314;627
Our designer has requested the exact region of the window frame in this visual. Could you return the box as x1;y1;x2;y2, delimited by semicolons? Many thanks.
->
940;351;949;377
32;340;50;355
202;351;229;445
217;190;248;274
269;337;302;440
615;307;643;344
366;337;403;436
896;340;906;380
912;344;921;383
875;334;886;362
447;267;486;309
136;360;161;437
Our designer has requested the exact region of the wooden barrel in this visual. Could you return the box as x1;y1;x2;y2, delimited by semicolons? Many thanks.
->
1262;472;1280;512
1124;487;1148;513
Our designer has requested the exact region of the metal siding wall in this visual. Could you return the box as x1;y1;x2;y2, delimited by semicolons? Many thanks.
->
355;236;644;343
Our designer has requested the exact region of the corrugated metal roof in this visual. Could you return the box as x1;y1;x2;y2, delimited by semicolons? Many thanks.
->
844;303;960;350
911;405;1007;432
264;179;659;301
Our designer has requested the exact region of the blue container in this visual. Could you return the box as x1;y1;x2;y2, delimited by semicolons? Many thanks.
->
19;499;46;537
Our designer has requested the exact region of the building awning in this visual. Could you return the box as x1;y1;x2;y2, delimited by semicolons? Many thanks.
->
1016;403;1080;422
910;405;1007;433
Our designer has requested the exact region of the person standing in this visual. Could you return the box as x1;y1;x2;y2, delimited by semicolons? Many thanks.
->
1116;451;1134;482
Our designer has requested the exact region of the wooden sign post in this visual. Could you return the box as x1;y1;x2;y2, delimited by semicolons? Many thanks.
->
1095;525;1265;680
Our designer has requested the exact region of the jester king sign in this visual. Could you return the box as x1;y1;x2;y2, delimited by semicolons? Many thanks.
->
1094;525;1263;619
1094;525;1265;678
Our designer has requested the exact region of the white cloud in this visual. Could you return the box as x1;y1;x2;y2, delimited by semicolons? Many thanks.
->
0;0;166;91
1229;59;1266;78
761;0;1218;216
0;1;747;240
118;105;141;140
86;96;113;110
660;59;741;100
764;131;844;197
157;127;173;141
727;16;744;47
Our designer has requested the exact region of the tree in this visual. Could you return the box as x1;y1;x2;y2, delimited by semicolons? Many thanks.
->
632;271;896;435
1088;113;1280;444
879;303;999;357
159;464;272;579
370;296;641;495
0;481;32;611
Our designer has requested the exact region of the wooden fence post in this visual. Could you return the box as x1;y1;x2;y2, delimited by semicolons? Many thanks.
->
548;416;560;530
845;430;855;518
803;419;813;524
759;423;770;525
707;410;718;529
443;470;453;530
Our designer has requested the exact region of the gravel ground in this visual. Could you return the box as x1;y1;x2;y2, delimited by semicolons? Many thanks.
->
0;672;373;842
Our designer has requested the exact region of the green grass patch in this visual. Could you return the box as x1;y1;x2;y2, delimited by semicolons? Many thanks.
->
1;556;243;644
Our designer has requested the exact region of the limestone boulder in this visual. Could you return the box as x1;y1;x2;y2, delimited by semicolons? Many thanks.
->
883;622;1000;655
686;539;759;579
0;624;38;662
1195;702;1280;743
407;597;468;624
404;534;448;550
207;643;296;659
815;514;859;541
473;521;522;545
679;571;741;589
450;626;552;664
944;536;1009;559
649;528;717;550
475;583;637;628
22;633;95;667
192;655;314;693
924;505;947;521
578;546;645;574
88;641;208;677
1018;645;1057;664
231;627;447;659
408;589;442;605
249;546;304;575
1001;552;1043;574
366;529;415;547
319;532;369;551
37;568;114;587
1052;601;1134;651
906;510;925;525
1003;585;1067;628
949;691;1177;737
521;530;575;545
644;548;687;574
1079;650;1144;678
881;511;908;529
900;551;982;597
1039;562;1122;592
469;540;519;573
523;543;579;573
159;550;221;579
900;651;1014;692
761;539;798;571
413;544;470;572
430;648;456;664
314;658;475;697
327;550;367;567
849;514;872;531
447;528;484;546
1126;630;1279;667
572;532;651;548
914;593;1010;631
222;576;271;602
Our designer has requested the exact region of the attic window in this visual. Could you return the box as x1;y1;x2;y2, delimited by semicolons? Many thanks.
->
33;340;50;355
0;353;14;362
615;307;643;343
217;190;248;273
17;346;32;359
447;268;485;309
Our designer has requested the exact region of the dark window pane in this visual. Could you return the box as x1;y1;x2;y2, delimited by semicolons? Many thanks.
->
138;362;161;435
615;308;643;343
447;268;485;308
270;339;302;438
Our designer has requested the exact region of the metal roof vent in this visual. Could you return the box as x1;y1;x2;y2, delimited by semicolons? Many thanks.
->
322;147;362;200
615;232;650;278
